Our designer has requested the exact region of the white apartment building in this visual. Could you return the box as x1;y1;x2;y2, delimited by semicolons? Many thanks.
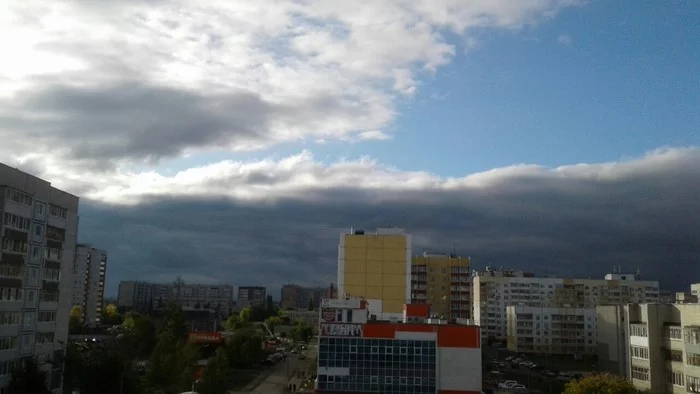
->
154;283;234;318
473;269;659;342
72;244;107;327
0;163;80;394
597;303;700;394
506;306;597;355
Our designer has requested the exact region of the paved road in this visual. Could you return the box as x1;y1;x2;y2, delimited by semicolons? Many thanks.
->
234;344;317;394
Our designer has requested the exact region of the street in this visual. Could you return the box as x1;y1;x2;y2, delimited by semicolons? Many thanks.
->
234;344;317;394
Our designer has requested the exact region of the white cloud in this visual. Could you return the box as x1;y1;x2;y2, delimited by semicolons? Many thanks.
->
558;34;573;45
0;0;581;172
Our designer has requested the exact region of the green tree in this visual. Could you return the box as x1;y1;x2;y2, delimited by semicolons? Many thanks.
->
69;315;83;334
564;373;650;394
239;307;252;323
225;327;263;369
8;359;50;394
177;339;201;392
264;316;283;334
146;329;180;392
198;348;230;394
122;312;157;359
290;321;313;343
102;303;122;325
161;301;187;340
224;313;240;331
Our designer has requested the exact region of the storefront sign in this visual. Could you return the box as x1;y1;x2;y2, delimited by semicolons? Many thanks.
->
321;299;361;309
321;308;338;322
189;332;223;344
320;323;363;337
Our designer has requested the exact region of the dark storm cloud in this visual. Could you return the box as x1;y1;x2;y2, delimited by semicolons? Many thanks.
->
0;81;372;167
78;150;700;297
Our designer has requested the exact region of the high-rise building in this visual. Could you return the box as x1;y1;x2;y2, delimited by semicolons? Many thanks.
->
117;281;155;312
72;244;107;327
237;286;266;308
410;252;471;319
337;228;411;321
154;282;234;318
597;303;700;393
473;268;660;343
0;163;80;393
506;306;597;355
281;284;330;310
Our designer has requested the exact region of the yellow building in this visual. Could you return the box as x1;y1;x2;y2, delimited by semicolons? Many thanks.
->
411;253;471;319
337;228;411;321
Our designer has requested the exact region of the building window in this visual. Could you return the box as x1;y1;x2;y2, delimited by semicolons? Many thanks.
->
667;371;685;386
49;204;67;219
0;336;18;351
0;288;22;301
666;325;683;340
688;353;700;367
664;349;683;362
0;312;20;326
35;331;55;344
688;376;700;393
685;328;700;345
37;311;56;323
630;324;648;337
631;366;649;381
630;346;649;359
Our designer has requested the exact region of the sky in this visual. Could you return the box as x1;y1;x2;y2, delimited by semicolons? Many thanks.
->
1;1;698;298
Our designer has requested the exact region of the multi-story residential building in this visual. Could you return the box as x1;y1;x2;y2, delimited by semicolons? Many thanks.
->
71;244;107;327
473;268;659;342
506;306;597;355
410;252;471;319
315;298;482;394
237;286;266;308
117;281;155;312
155;282;234;318
281;284;330;310
597;303;700;393
337;228;411;321
596;304;628;376
0;163;80;393
281;309;319;329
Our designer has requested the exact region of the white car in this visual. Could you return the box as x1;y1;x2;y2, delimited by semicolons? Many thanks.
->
499;380;518;389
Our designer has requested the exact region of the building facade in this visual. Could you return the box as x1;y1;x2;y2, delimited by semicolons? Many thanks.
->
596;304;627;376
338;228;411;321
473;268;659;341
117;281;155;312
0;163;80;393
506;306;597;355
410;253;471;319
155;283;234;318
237;286;266;308
281;284;330;310
72;244;107;327
315;298;482;394
597;303;700;393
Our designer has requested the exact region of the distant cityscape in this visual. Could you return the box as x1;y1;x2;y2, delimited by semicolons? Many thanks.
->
3;162;700;394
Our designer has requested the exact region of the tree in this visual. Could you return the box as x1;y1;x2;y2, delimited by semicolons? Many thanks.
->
224;314;240;331
239;307;252;323
122;312;157;359
177;339;201;392
264;316;283;334
290;321;313;343
102;303;122;325
161;301;187;340
564;373;651;394
225;327;263;369
8;359;50;394
198;348;230;394
146;329;180;392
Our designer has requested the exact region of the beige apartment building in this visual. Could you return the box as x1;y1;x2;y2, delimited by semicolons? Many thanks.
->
473;269;659;344
506;306;598;355
410;252;471;319
598;303;700;393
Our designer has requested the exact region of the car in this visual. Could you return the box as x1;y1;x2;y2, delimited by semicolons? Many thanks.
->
505;356;514;361
498;380;518;389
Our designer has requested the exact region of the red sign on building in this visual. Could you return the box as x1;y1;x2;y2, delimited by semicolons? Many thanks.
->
189;332;223;344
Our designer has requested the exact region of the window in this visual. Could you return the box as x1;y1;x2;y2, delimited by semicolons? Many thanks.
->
40;291;59;303
43;266;61;281
35;331;55;344
22;312;34;330
49;204;67;219
37;311;56;323
685;328;700;345
665;348;683;362
667;371;685;386
631;366;649;381
0;312;20;326
630;346;649;359
34;225;42;237
688;353;700;367
630;324;648;337
6;189;32;206
399;377;408;385
2;213;30;230
414;378;422;385
0;336;18;350
666;325;683;340
0;288;22;301
688;376;700;393
385;346;392;354
0;264;22;278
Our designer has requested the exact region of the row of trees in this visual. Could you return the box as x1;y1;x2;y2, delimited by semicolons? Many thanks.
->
564;373;651;394
69;303;123;334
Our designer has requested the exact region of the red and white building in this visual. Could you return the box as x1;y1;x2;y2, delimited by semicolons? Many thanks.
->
316;300;482;394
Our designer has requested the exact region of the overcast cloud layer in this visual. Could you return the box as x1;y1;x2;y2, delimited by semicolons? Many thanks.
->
73;147;700;296
2;1;698;297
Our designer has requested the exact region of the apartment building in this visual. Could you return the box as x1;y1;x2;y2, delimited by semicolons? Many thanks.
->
72;244;107;327
473;269;659;342
155;283;234;318
410;252;471;319
596;303;700;393
337;228;411;321
0;163;80;394
237;286;266;308
506;306;597;355
117;281;155;312
281;284;329;310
